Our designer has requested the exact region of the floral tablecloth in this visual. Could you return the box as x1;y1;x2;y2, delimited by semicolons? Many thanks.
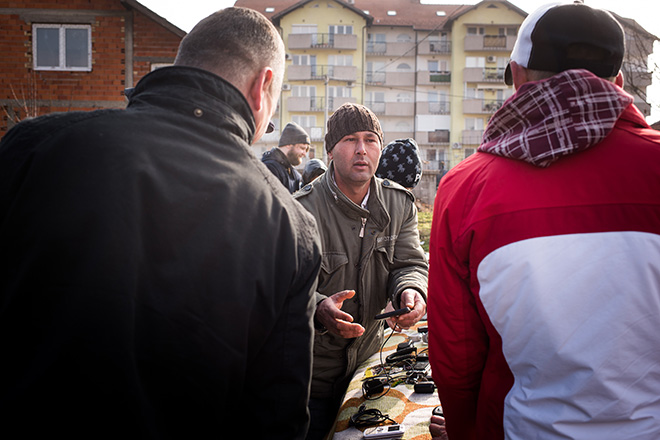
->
331;321;441;440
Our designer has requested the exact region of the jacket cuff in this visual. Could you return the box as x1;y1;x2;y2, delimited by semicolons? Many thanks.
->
393;287;427;309
313;293;329;335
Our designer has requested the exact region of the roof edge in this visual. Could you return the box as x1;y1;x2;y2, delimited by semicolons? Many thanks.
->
121;0;187;37
272;0;373;26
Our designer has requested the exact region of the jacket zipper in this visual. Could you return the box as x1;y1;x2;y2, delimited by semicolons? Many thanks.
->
359;217;367;238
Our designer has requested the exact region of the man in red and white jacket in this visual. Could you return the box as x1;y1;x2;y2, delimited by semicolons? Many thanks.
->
428;3;660;440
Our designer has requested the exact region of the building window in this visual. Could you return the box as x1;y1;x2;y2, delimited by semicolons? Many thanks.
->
464;148;476;158
292;115;316;128
33;24;91;71
329;25;353;35
328;55;353;66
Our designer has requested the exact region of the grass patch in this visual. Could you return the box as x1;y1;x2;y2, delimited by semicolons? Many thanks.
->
416;202;433;254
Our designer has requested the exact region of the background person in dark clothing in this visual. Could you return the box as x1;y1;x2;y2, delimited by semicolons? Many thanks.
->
375;137;422;189
262;121;311;193
0;7;321;440
302;158;327;186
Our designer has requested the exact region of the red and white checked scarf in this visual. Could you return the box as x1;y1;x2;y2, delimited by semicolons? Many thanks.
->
479;69;634;167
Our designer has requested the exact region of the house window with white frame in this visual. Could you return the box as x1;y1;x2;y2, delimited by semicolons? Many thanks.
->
33;24;92;71
328;25;353;35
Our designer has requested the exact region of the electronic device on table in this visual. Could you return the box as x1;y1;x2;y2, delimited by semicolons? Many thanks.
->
363;423;405;439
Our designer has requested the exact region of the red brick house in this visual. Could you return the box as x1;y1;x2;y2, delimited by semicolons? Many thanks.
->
0;0;185;138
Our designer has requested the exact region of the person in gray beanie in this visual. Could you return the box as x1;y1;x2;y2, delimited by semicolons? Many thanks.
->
376;138;423;189
261;121;310;193
295;102;428;440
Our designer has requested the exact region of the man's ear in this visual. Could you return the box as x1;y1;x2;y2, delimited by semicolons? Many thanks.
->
510;61;529;90
247;67;274;112
615;71;624;88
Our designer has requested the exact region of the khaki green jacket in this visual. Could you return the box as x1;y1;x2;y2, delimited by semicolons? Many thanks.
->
295;163;428;399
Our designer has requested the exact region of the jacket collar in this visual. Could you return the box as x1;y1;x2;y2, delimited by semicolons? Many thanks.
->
322;162;390;230
263;148;293;170
127;66;256;144
479;69;634;167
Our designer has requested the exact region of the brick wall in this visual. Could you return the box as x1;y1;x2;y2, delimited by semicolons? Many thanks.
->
0;0;183;138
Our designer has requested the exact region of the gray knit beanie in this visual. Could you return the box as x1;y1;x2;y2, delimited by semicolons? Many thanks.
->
325;103;383;153
279;122;310;147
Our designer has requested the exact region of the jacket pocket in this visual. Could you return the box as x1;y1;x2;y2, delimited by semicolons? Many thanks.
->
375;242;395;265
321;252;349;274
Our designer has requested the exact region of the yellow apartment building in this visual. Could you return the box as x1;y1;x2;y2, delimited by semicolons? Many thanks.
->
234;0;656;204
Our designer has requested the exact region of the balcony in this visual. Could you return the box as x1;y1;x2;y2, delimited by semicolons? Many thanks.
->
287;64;357;82
417;71;451;85
461;129;485;145
287;96;326;112
417;101;451;115
424;159;447;171
301;126;325;142
366;101;386;115
366;71;386;85
418;40;452;55
367;41;417;57
288;33;357;50
383;131;415;144
415;129;450;145
329;96;357;111
364;101;414;117
464;34;515;51
365;71;415;87
463;98;504;114
287;95;357;112
463;67;505;83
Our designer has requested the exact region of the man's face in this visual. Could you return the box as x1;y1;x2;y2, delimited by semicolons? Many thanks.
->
329;131;381;189
286;143;310;167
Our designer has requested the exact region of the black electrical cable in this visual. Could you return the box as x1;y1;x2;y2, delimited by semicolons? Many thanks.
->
349;404;398;428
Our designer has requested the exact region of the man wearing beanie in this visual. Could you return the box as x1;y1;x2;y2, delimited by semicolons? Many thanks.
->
428;3;660;440
376;138;423;189
261;121;310;193
295;103;428;439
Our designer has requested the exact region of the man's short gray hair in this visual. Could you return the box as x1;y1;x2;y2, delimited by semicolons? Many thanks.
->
174;7;284;91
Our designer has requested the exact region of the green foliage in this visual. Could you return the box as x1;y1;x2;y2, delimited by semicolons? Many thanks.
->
417;210;433;254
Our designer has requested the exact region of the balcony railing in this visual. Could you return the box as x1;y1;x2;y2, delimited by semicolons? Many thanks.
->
429;40;451;54
367;42;387;54
366;71;386;85
287;96;326;112
461;130;485;145
424;159;447;171
429;71;451;83
429;101;450;114
428;130;450;144
301;126;325;142
463;98;504;114
463;67;505;83
287;64;357;82
464;34;515;51
288;32;357;50
365;101;386;114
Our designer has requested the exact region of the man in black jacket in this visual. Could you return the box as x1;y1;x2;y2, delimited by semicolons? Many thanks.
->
0;7;321;440
262;121;311;193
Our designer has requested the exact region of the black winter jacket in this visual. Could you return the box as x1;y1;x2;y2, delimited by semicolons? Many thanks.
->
0;66;321;440
262;147;303;193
